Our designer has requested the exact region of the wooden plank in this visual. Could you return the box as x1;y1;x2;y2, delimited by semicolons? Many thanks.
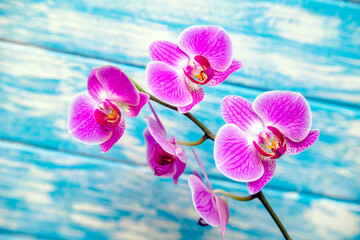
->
0;41;359;202
0;140;359;239
0;0;359;105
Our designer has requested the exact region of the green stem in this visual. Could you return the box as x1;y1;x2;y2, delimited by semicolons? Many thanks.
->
183;113;215;141
213;189;256;201
176;134;207;146
256;191;291;240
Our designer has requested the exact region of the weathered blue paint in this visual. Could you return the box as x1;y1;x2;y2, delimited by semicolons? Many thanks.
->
0;0;359;239
0;0;359;105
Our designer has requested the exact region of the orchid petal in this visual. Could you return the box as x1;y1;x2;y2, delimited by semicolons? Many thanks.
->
121;92;149;118
178;25;232;71
172;158;187;184
68;94;112;144
178;83;204;113
148;144;176;178
143;128;157;161
174;142;187;163
215;195;229;237
99;114;125;153
149;41;190;69
192;170;203;181
221;95;264;135
252;91;312;142
87;68;104;101
247;159;276;194
206;59;242;87
148;102;166;137
148;157;176;178
191;147;212;191
214;124;264;182
286;129;320;155
88;65;139;105
147;116;176;155
188;175;220;227
146;61;192;106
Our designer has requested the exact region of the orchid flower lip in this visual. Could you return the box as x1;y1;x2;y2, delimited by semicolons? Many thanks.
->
152;142;177;176
267;126;285;145
183;55;215;85
253;140;274;158
154;161;174;176
252;125;287;160
93;99;122;131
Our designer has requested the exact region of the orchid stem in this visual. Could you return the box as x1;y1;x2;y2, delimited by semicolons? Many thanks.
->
213;189;256;201
183;113;215;141
256;191;291;240
176;134;207;146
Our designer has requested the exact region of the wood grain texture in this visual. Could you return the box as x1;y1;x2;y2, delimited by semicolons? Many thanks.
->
0;0;359;106
0;140;359;240
0;41;359;203
0;0;360;239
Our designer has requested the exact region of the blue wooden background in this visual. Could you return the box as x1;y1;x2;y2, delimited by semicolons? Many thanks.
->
0;0;360;239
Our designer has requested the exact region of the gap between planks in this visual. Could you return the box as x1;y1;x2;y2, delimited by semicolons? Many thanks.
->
0;38;359;110
1;137;359;205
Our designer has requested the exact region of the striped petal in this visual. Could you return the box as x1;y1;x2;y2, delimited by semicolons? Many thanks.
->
179;25;232;71
221;95;264;135
247;159;276;194
88;65;139;105
178;83;204;113
68;93;112;144
99;114;125;153
149;41;189;69
286;129;320;155
253;91;312;142
216;196;229;237
206;59;242;87
121;92;149;118
147;116;176;156
214;124;264;182
188;175;220;227
146;61;192;106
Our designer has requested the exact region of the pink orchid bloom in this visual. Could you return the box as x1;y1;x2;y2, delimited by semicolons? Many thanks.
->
143;103;186;184
214;91;320;194
188;148;229;237
68;65;149;153
146;25;242;113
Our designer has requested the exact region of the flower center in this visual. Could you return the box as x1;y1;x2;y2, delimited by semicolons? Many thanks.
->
153;143;176;176
93;100;121;131
183;55;214;85
253;126;287;159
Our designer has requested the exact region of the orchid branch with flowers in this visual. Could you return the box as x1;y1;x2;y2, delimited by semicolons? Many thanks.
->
68;25;319;239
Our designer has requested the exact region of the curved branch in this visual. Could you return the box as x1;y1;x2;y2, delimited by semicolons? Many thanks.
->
213;189;256;201
176;134;208;146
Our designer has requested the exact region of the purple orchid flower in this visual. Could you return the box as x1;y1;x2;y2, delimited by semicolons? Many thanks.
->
143;103;186;184
214;91;320;194
146;25;242;113
68;65;149;153
188;148;229;237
